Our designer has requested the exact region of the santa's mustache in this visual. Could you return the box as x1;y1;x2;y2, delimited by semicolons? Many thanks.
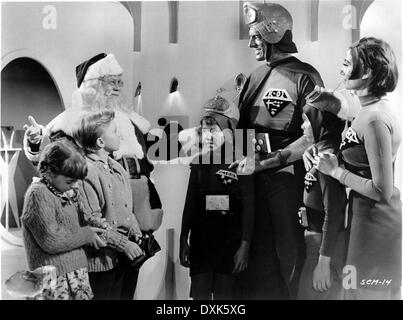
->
85;89;132;114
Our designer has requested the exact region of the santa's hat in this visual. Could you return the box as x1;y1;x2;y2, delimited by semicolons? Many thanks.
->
71;53;124;109
83;54;123;82
75;53;123;88
75;53;107;88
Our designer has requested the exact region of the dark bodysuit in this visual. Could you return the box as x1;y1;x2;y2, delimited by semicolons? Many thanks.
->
237;56;342;299
181;145;254;277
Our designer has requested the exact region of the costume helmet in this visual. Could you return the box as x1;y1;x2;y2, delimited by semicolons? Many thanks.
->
243;2;297;53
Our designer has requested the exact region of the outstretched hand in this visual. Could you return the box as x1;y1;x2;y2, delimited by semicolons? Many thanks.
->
229;157;258;175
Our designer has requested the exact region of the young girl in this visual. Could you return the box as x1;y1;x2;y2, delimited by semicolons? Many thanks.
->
314;37;401;300
297;113;347;300
179;95;254;300
21;140;106;300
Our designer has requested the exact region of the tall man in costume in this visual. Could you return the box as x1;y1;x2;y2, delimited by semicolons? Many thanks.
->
234;2;343;299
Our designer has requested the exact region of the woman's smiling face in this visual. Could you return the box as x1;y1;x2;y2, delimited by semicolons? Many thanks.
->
340;49;369;91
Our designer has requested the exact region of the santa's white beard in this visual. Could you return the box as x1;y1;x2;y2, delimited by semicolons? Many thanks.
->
84;86;130;113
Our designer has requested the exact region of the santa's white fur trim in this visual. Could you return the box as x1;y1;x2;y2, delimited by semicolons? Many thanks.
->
128;111;151;134
113;110;145;159
44;110;88;137
84;54;123;81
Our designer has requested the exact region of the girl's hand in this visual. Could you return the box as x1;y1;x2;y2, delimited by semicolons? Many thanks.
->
302;145;318;171
90;227;107;234
313;256;332;292
232;242;249;274
313;152;339;176
91;233;107;250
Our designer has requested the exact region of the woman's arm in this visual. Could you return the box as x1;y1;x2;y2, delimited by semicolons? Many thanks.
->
318;172;347;257
333;120;394;202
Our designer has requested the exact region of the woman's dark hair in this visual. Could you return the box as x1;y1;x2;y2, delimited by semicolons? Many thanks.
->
351;37;399;97
38;139;88;179
73;110;115;153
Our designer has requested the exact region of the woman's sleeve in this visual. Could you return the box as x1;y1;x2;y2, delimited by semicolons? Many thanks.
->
22;191;94;254
339;120;394;202
180;166;199;240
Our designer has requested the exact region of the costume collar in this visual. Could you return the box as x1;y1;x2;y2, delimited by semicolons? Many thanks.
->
358;95;382;107
266;55;295;68
86;152;116;169
40;177;79;205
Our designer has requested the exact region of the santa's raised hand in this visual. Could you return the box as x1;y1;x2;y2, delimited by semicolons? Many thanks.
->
23;116;43;145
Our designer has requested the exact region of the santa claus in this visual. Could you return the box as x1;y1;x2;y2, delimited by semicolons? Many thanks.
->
23;53;163;232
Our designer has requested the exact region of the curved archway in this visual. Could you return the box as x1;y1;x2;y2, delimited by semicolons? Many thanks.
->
1;57;64;246
1;57;64;129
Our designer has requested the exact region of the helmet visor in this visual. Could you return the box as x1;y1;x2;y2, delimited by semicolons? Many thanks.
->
243;5;257;25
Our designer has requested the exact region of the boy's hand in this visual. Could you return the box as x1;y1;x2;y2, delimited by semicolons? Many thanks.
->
179;237;190;268
123;241;144;260
232;241;249;274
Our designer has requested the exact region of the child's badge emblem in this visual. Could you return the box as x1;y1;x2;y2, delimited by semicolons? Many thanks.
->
263;89;292;117
340;127;360;150
216;170;238;186
304;172;317;191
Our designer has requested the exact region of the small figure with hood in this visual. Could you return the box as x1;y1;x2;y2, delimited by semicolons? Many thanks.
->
179;89;254;300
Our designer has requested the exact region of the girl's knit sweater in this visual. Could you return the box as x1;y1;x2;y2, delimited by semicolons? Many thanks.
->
21;181;95;276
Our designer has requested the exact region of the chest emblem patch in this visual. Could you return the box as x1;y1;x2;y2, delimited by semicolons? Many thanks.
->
304;172;318;192
263;89;292;117
216;170;238;186
340;127;360;150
